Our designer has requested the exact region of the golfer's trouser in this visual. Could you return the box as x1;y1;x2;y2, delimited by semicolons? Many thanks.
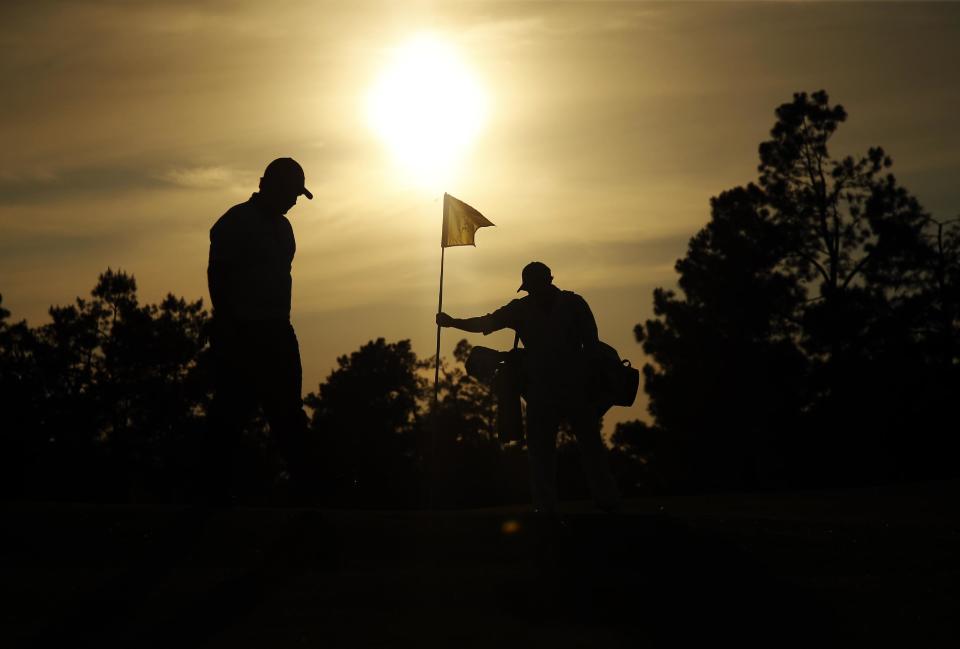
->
525;397;621;513
205;319;310;497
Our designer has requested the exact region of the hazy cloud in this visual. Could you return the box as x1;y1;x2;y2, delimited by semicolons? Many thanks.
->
158;165;249;190
0;164;164;205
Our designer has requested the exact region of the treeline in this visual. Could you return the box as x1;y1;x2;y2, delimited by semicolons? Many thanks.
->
0;272;211;503
3;90;957;504
0;276;649;506
633;91;960;491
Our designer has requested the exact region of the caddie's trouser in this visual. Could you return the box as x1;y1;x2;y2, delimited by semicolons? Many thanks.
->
525;394;621;514
204;318;311;499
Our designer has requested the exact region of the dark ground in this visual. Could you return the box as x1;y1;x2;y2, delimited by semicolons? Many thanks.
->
3;480;958;648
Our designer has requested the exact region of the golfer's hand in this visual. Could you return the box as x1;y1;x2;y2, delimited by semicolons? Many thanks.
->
436;312;454;328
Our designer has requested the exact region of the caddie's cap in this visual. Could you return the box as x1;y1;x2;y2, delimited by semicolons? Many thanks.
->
263;157;313;199
517;261;552;292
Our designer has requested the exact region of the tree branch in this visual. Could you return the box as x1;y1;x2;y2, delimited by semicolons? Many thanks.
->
794;250;831;285
841;252;874;290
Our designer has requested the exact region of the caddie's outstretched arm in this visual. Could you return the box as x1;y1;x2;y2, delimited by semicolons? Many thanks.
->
436;312;488;333
437;300;515;335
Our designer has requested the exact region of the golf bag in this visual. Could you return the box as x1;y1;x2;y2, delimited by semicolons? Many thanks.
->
464;333;525;443
589;341;641;414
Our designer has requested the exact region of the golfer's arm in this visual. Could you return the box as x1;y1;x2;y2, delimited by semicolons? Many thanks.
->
207;264;229;316
208;231;242;320
207;260;242;320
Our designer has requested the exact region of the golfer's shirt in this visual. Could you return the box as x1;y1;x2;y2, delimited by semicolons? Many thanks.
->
208;194;295;322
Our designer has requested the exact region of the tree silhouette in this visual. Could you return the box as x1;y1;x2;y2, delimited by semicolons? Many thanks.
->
0;270;211;501
305;338;423;507
637;91;960;488
923;218;960;371
636;185;808;488
0;294;43;497
608;419;673;495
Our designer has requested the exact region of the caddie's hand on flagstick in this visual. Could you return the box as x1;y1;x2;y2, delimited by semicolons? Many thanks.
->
436;312;453;327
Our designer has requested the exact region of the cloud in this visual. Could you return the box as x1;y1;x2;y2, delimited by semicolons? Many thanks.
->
157;165;247;190
0;228;129;263
0;164;163;205
0;167;59;184
0;161;258;205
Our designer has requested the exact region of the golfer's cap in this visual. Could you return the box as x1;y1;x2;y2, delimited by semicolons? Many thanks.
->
263;157;313;200
518;261;552;292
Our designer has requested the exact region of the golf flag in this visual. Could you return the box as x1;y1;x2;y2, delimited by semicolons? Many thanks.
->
442;193;495;247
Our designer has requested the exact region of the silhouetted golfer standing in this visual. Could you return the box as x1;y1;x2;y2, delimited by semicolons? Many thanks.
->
205;157;314;503
437;262;621;513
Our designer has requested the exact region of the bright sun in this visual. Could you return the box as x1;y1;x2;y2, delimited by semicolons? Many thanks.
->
367;34;489;187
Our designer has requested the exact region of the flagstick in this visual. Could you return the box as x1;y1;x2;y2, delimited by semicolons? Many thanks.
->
433;245;445;405
427;194;492;509
426;245;445;510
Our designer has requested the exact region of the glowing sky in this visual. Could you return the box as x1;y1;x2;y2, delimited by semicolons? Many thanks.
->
2;1;960;431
